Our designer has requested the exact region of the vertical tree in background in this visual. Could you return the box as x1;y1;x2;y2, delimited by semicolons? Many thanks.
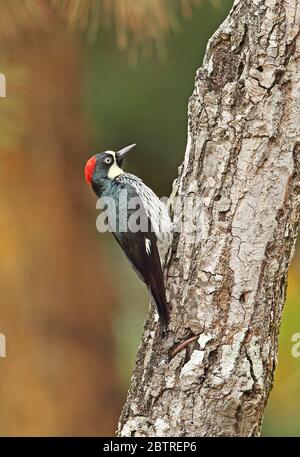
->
0;20;120;436
118;0;300;436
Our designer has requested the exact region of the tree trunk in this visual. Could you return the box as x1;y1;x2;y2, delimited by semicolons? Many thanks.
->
117;0;300;437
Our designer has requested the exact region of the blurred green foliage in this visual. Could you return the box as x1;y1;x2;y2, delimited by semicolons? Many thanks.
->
86;1;232;196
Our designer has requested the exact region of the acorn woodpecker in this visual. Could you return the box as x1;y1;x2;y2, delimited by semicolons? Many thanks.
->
84;144;172;329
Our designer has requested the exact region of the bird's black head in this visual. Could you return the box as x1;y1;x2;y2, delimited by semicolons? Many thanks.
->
84;144;136;194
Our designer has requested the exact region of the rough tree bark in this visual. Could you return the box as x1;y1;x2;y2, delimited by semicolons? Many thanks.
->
117;0;300;437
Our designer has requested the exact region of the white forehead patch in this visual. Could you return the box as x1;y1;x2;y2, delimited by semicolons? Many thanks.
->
106;150;124;180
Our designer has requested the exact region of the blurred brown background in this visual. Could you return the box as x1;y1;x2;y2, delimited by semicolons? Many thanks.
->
0;0;299;436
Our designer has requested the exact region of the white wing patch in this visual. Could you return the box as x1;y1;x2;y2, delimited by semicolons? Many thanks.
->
115;173;173;240
145;238;151;254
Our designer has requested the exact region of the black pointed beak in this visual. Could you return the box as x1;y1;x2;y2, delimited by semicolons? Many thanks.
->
116;143;136;162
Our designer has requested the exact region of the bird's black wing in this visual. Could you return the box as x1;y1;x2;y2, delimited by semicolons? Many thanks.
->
112;197;169;329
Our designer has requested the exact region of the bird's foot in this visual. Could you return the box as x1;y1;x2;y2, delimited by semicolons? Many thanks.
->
171;335;199;358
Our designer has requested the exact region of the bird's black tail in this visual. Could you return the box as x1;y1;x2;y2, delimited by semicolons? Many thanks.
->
148;281;169;331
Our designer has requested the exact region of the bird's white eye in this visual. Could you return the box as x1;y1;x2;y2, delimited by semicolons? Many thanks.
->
104;157;112;165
